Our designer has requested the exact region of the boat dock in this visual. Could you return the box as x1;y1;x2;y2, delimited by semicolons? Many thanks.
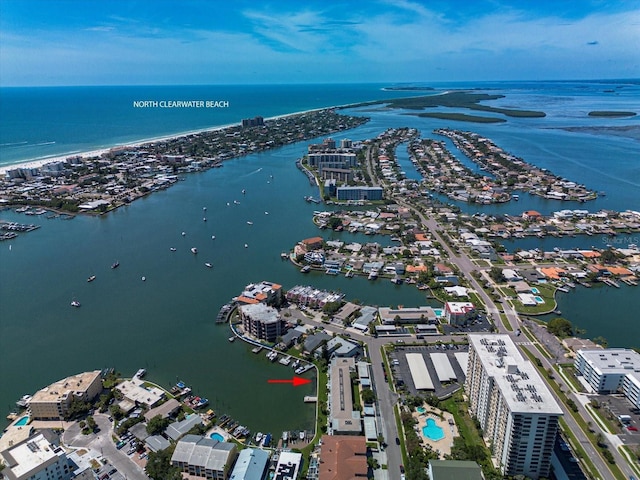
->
278;356;292;366
303;396;317;403
600;277;621;288
216;302;236;323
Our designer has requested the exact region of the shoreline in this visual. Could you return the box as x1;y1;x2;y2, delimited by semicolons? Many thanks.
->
0;102;367;176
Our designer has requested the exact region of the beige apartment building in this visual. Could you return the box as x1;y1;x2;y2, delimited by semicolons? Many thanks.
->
28;370;102;420
466;335;562;479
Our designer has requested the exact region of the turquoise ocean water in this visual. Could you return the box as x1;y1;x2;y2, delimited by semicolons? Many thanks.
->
1;81;639;430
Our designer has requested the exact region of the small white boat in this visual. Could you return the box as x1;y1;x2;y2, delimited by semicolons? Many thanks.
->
242;189;246;194
203;217;207;222
142;276;146;281
191;247;198;254
244;244;248;248
205;263;213;268
234;200;240;205
170;247;177;252
181;231;186;236
265;211;269;215
87;275;96;282
227;202;230;206
211;235;216;240
71;300;81;308
203;206;207;211
246;221;253;225
228;336;235;342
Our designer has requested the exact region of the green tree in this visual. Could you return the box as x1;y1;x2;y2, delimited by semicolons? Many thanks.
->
547;317;573;338
488;267;504;283
146;415;171;435
361;389;376;405
86;416;97;432
145;447;183;480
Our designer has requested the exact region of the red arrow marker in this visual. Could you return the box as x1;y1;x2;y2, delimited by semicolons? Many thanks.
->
267;376;312;387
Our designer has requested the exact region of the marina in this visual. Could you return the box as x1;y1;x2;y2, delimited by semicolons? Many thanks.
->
1;80;639;439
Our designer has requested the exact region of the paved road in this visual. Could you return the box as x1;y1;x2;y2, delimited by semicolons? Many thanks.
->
63;413;148;480
394;200;629;480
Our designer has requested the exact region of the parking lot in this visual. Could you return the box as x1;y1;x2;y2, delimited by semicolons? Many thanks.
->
389;343;469;398
441;314;492;335
596;394;640;445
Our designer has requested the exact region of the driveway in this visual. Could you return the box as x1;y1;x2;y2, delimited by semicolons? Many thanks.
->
62;413;148;480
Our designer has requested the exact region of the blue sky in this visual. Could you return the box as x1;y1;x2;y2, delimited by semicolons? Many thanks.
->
1;0;638;86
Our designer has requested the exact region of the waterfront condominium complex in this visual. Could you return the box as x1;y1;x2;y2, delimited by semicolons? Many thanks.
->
28;370;103;420
239;302;287;342
466;334;563;479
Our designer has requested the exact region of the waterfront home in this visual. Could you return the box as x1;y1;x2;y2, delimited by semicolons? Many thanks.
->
116;379;165;409
166;415;204;442
522;210;542;221
143;398;181;422
236;281;283;306
300;236;324;250
326;336;361;358
229;448;270;480
279;328;304;349
303;332;331;356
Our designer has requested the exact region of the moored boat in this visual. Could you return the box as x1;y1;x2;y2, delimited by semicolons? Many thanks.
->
71;300;81;307
191;247;198;254
87;275;96;282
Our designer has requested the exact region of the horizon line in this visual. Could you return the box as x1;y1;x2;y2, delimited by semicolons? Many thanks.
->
2;78;640;89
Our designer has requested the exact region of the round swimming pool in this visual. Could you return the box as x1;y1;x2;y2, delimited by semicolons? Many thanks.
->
416;406;426;414
210;433;224;441
422;418;445;441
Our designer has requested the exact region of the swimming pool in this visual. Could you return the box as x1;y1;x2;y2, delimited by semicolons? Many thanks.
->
421;418;445;441
15;416;29;426
531;287;540;294
534;296;544;304
210;433;224;441
416;406;426;414
433;308;444;317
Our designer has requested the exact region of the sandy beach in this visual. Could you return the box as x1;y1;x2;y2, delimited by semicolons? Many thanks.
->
0;105;346;176
0;125;236;176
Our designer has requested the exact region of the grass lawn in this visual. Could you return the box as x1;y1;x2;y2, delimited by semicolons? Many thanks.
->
514;283;557;315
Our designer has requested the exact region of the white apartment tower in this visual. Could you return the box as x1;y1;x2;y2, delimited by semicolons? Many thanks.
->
466;334;563;479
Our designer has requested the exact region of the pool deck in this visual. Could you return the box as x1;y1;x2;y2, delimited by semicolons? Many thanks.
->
205;426;232;442
412;404;459;458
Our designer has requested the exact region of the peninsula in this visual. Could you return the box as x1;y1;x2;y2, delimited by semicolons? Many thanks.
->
0;109;368;215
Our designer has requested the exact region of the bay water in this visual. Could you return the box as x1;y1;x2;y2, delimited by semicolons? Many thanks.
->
1;81;639;430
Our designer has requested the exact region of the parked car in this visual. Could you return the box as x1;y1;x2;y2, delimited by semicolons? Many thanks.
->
395;437;400;445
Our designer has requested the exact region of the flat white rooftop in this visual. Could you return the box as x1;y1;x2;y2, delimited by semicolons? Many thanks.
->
2;433;65;478
469;334;563;415
577;349;640;375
